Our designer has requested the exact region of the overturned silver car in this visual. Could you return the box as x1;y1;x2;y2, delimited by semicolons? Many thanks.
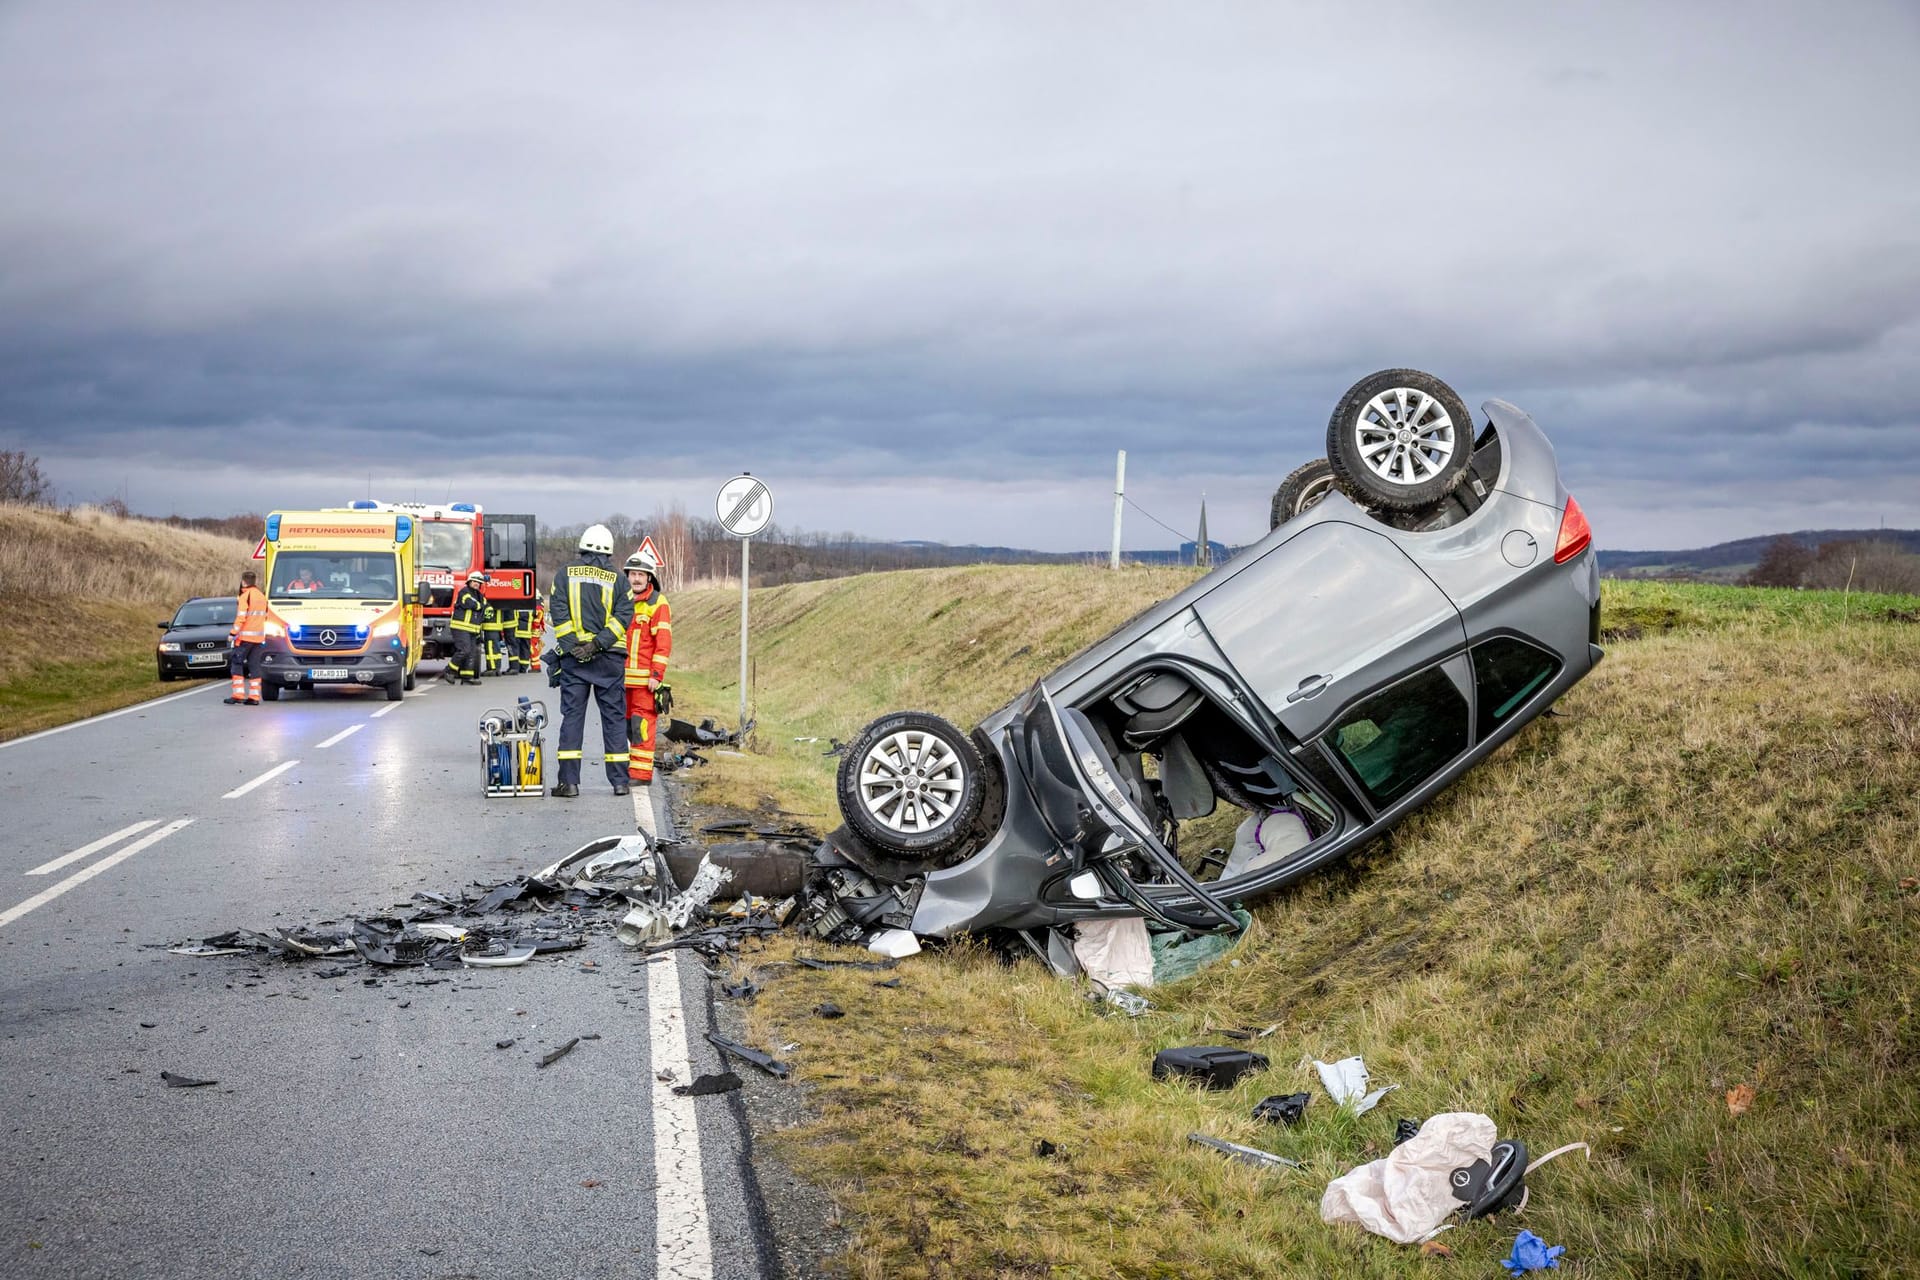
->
801;370;1600;945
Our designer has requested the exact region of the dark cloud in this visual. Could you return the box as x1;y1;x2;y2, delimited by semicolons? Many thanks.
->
2;1;1916;550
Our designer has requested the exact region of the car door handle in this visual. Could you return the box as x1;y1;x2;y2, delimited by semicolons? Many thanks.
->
1285;675;1328;703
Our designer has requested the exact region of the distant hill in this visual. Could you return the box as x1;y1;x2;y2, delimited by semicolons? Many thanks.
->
1598;528;1920;581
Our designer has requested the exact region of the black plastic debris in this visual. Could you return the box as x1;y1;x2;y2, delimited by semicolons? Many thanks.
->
813;1002;845;1019
874;977;903;989
1254;1092;1310;1127
793;956;898;973
1394;1117;1423;1146
1151;1046;1270;1090
314;967;351;980
673;1071;744;1097
1034;1139;1060;1159
350;918;430;967
538;1038;582;1069
721;980;759;1000
160;1071;218;1088
472;878;535;914
496;1038;516;1050
705;1032;792;1079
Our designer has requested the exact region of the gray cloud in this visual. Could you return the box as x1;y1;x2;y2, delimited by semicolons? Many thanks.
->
2;0;1917;550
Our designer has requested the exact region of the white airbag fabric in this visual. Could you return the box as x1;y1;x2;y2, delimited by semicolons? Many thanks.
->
1071;917;1154;989
1320;1111;1496;1244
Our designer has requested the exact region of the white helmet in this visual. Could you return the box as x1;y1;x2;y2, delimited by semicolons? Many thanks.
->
625;543;663;578
578;524;614;556
466;570;486;584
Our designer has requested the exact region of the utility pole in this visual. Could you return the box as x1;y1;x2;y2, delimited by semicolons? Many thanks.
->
1196;495;1210;568
1110;450;1126;570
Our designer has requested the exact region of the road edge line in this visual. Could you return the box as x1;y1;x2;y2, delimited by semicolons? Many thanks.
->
0;683;221;752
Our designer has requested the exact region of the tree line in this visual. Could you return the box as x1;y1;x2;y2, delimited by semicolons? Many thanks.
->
1747;535;1920;595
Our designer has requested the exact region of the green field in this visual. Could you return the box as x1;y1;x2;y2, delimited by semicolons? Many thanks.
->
666;569;1920;1279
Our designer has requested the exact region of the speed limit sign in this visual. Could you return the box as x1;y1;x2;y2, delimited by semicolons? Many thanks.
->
716;474;773;538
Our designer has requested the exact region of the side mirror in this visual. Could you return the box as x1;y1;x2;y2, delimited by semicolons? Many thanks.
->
418;584;431;607
156;620;172;629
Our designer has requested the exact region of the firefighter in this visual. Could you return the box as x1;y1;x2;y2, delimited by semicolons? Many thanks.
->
481;600;507;675
529;592;547;672
509;603;533;674
225;569;268;705
445;571;486;684
548;524;634;797
623;544;673;789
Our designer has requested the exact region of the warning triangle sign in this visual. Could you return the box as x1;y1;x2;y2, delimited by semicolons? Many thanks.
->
252;536;267;560
637;535;661;564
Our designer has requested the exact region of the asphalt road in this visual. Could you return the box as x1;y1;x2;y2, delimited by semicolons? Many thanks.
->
0;668;779;1280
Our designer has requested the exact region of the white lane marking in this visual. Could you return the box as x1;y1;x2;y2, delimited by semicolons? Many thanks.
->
316;723;364;749
648;952;714;1280
413;684;434;695
0;683;221;752
223;760;299;799
371;702;402;719
26;819;161;877
0;819;194;929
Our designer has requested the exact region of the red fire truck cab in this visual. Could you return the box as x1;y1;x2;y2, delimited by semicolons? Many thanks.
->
334;502;538;661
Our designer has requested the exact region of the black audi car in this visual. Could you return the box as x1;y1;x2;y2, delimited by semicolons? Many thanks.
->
155;596;236;681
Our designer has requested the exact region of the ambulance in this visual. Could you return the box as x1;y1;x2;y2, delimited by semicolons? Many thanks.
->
253;510;427;701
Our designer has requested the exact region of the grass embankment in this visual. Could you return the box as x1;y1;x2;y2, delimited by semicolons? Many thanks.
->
667;567;1920;1279
0;504;255;740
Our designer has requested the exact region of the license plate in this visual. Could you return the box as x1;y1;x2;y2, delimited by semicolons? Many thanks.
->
309;668;350;680
188;653;225;664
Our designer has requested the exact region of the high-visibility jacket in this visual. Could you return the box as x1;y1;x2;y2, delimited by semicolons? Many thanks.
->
512;607;533;639
624;585;673;688
231;585;268;643
549;555;632;671
450;584;487;633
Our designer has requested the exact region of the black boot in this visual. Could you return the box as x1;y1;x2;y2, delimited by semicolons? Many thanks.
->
550;782;579;798
611;780;630;796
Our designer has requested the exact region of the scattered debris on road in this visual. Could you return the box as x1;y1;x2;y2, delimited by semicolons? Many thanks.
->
1188;1132;1301;1171
673;1071;744;1097
1152;1046;1270;1090
537;1037;583;1069
159;1071;218;1088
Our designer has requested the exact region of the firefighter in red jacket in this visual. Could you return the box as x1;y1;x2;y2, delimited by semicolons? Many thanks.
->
623;544;673;786
529;593;547;672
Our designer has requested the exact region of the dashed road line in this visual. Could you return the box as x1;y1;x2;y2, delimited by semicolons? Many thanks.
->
223;760;299;799
370;702;402;719
649;954;714;1279
316;723;364;749
0;683;221;752
0;819;194;929
26;819;161;877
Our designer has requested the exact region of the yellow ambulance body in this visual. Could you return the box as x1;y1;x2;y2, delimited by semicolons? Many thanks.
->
255;510;426;702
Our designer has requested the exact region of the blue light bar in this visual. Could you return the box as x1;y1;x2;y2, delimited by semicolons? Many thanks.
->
265;514;281;541
351;500;377;510
451;503;476;513
395;515;413;544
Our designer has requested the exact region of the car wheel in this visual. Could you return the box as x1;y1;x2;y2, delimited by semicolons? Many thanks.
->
404;665;416;692
158;665;175;682
1270;458;1343;530
837;711;985;859
1326;368;1474;512
385;677;405;703
261;682;281;702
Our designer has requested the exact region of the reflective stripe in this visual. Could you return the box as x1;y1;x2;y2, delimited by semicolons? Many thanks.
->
553;620;581;640
450;621;481;633
556;750;583;760
606;752;629;763
653;622;671;633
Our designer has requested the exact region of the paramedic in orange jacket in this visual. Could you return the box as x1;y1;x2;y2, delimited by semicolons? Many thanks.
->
225;569;268;704
623;545;673;785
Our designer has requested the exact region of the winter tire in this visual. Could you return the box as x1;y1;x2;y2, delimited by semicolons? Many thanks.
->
260;682;281;702
1270;458;1341;530
1326;368;1474;512
404;665;417;691
837;710;985;859
385;676;405;703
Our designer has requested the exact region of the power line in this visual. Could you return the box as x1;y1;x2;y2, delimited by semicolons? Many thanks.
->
1123;495;1197;546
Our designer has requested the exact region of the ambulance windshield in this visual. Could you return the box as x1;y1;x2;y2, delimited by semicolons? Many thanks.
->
271;553;401;601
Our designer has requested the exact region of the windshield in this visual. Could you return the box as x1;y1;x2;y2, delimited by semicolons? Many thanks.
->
271;552;401;601
173;599;236;628
416;522;473;572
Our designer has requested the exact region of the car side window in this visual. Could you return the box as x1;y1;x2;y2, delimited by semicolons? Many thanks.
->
1327;665;1469;808
1472;637;1562;733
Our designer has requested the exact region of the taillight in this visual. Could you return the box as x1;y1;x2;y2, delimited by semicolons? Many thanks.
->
1554;495;1592;564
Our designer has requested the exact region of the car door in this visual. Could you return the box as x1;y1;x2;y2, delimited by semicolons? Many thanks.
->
1192;520;1466;741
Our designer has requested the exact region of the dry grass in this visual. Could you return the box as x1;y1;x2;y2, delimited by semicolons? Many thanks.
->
0;503;255;737
665;568;1920;1278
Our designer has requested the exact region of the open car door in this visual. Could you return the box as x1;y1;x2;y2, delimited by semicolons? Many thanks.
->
1047;690;1244;935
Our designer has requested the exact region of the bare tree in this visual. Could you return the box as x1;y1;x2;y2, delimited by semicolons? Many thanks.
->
1747;535;1812;588
0;450;55;505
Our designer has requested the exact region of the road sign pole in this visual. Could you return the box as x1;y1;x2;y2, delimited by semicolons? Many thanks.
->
1110;450;1126;570
715;472;774;742
739;535;750;738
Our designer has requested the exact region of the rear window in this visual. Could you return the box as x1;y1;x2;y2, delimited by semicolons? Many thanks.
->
1472;637;1561;732
173;599;236;628
1328;666;1470;808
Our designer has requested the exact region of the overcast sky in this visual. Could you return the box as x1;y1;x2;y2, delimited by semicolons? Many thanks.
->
2;1;1915;552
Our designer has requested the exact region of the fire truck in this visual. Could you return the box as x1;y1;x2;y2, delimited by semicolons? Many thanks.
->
332;502;538;661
